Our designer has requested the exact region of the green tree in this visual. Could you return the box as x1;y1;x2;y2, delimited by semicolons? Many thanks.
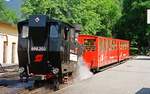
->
21;0;121;36
113;0;150;54
0;0;18;24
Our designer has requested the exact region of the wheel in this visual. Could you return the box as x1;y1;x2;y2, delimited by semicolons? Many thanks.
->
19;72;28;82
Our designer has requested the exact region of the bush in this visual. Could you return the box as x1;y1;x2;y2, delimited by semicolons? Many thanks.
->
130;47;138;55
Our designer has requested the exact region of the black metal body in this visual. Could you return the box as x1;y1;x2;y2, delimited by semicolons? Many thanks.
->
17;15;78;82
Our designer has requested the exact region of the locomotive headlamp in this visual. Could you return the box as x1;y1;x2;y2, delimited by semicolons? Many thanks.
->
52;68;59;74
18;67;25;73
35;17;40;23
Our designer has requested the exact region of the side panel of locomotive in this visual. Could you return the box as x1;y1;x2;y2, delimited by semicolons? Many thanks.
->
78;35;129;72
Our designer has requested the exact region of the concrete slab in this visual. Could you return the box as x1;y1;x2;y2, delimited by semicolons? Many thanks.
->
53;56;150;94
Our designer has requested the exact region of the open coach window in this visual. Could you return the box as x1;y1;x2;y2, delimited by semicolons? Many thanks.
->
21;26;29;38
84;39;96;51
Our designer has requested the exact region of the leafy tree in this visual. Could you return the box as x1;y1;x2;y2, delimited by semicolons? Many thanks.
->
0;0;18;24
113;0;150;54
21;0;121;36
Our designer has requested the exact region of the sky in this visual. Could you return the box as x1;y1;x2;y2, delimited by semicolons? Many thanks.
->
4;0;23;15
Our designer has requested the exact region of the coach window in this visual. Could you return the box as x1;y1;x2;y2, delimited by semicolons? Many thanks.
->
120;42;122;50
112;41;115;50
105;40;107;51
107;40;110;51
102;40;104;51
21;26;28;38
103;40;105;51
122;43;123;50
100;40;103;51
109;40;112;51
107;40;109;51
123;43;125;50
112;41;114;50
106;40;109;51
125;43;127;50
122;43;124;50
84;39;96;51
104;40;107;51
123;43;124;50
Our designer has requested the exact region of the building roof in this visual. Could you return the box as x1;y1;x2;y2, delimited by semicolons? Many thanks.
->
0;22;17;36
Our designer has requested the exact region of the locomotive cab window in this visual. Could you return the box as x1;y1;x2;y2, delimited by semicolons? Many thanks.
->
50;25;59;38
21;26;29;38
84;39;96;51
49;24;60;51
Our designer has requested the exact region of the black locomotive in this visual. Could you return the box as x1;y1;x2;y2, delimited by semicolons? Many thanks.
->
17;15;80;90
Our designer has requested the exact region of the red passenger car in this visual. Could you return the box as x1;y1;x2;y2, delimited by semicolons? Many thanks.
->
78;35;129;71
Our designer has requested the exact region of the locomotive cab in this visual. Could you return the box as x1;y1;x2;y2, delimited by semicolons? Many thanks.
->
17;15;79;90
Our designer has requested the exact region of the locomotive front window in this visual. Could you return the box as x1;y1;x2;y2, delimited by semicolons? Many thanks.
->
21;26;29;38
50;25;59;38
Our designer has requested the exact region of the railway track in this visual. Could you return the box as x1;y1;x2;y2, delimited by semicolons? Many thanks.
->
0;80;73;94
0;64;74;94
0;70;74;94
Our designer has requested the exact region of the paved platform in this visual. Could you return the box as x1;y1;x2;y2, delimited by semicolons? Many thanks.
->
54;56;150;94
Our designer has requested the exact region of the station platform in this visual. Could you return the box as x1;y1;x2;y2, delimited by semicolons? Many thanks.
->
54;56;150;94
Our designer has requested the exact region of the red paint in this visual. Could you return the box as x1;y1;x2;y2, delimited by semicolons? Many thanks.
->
34;54;44;62
78;34;129;70
46;73;53;79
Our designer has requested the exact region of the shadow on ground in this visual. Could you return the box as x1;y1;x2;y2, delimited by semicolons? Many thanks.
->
0;79;19;86
136;88;150;94
0;79;34;88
